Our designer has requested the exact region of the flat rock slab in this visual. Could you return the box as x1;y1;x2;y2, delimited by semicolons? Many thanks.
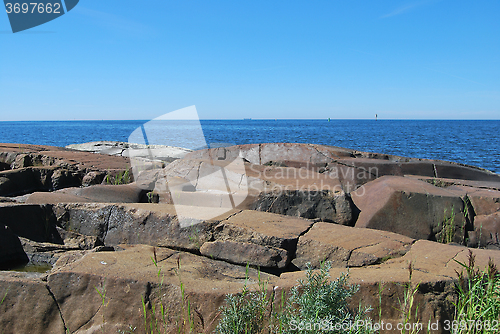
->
184;143;356;165
47;244;277;333
26;183;147;204
293;222;414;269
0;143;131;171
213;209;313;252
0;271;65;334
352;175;468;242
200;240;289;268
66;141;191;161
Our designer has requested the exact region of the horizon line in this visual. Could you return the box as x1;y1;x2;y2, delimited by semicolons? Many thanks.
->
1;118;500;122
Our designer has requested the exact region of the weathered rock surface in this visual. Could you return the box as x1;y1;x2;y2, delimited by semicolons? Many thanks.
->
0;271;66;334
1;142;500;333
45;244;276;334
251;189;355;225
26;183;148;204
471;212;500;249
293;222;414;270
352;176;470;242
0;143;132;197
66;141;192;162
281;240;500;331
200;240;289;268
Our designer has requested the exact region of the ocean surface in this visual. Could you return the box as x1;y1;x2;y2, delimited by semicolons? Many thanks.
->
0;120;498;173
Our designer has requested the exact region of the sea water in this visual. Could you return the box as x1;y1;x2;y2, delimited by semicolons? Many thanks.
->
0;119;498;173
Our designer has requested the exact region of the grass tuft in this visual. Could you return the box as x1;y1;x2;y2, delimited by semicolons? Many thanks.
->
453;250;500;334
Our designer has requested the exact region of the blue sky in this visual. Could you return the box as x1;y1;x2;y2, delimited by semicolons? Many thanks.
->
0;0;499;120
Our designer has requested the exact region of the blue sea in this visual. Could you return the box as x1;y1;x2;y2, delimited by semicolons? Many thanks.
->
0;120;498;173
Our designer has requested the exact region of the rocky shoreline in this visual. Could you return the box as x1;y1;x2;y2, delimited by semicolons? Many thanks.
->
1;142;499;333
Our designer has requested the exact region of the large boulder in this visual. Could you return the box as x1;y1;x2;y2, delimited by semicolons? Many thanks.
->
352;176;470;242
470;212;500;249
250;189;355;225
51;203;312;268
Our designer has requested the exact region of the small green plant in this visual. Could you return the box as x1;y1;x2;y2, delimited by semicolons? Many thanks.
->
439;207;456;244
94;280;108;333
1;287;8;305
396;262;421;334
141;247;170;334
453;250;500;334
147;191;155;203
214;264;270;334
377;282;386;320
105;169;131;185
269;262;374;334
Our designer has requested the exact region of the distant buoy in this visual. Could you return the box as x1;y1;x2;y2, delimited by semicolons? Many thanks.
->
328;118;330;122
375;114;378;121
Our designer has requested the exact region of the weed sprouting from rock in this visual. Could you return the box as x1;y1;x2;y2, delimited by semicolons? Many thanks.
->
214;264;270;334
214;261;374;334
453;251;500;334
271;262;374;334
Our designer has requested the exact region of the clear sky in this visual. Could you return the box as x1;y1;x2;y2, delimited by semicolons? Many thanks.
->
1;0;499;121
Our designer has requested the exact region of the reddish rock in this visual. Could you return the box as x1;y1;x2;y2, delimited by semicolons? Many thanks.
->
0;272;65;334
280;240;500;333
293;222;414;269
213;209;313;253
46;244;277;334
470;212;500;249
26;183;148;204
352;176;468;242
250;189;354;225
184;143;355;165
200;240;289;268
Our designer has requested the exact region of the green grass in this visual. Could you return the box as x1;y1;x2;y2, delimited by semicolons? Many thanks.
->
213;264;270;334
439;207;456;244
1;288;8;305
396;263;421;334
94;280;108;333
213;261;375;334
85;249;499;334
105;169;132;185
453;250;500;334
